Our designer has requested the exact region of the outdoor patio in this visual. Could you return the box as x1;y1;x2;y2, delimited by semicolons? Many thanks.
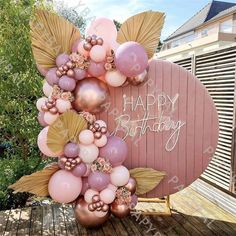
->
1;187;236;236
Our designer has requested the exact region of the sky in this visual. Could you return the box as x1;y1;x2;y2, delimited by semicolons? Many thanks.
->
57;0;236;40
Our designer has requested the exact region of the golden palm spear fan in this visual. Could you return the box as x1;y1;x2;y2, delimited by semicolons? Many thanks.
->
30;9;80;69
47;111;87;154
129;168;166;195
9;163;59;197
117;11;165;59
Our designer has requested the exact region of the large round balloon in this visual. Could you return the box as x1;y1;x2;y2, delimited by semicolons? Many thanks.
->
74;197;110;228
73;77;110;114
48;170;82;203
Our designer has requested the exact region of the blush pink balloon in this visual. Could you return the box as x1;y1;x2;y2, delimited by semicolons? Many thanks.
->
45;68;60;86
36;97;47;112
77;41;89;58
79;130;94;145
43;81;53;97
72;163;87;177
56;53;70;67
114;41;148;77
83;164;92;177
99;188;116;204
56;98;72;113
81;177;90;195
48;170;82;203
86;17;117;43
105;70;126;87
71;38;81;53
110;166;130;187
88;60;106;77
37;112;48;127
59;76;76;91
44;112;59;125
88;171;110;191
90;45;106;62
79;144;99;164
99;136;128;166
74;68;87;81
37;126;61;157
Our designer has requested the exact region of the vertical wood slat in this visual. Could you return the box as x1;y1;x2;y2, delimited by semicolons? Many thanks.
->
174;46;236;193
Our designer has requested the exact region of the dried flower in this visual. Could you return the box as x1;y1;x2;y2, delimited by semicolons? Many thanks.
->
70;52;90;70
91;157;112;174
115;187;132;205
79;111;96;124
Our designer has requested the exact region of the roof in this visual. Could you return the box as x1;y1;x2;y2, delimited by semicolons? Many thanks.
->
165;1;236;42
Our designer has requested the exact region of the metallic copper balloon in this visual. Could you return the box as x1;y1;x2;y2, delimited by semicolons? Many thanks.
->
125;177;137;195
110;202;130;219
127;69;148;86
74;197;110;228
73;77;110;114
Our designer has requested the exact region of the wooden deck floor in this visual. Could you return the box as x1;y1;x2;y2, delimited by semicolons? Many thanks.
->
1;187;236;236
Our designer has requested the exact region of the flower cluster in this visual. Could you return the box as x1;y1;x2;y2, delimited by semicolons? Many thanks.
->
69;52;90;70
91;157;112;174
79;111;96;125
51;85;74;102
115;187;132;205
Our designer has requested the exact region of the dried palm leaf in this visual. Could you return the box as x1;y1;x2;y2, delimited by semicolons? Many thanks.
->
9;163;59;197
30;9;80;69
117;11;165;58
129;168;166;195
47;110;87;154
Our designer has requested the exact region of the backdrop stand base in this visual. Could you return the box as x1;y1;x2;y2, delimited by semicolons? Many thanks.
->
138;195;171;216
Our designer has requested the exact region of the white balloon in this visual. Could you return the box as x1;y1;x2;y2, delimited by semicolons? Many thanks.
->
56;98;72;113
79;130;94;145
36;97;47;112
43;81;53;97
94;135;107;147
105;70;126;87
84;189;99;203
79;144;99;163
110;166;130;186
44;112;59;125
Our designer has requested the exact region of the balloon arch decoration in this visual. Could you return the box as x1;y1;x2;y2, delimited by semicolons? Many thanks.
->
10;10;219;228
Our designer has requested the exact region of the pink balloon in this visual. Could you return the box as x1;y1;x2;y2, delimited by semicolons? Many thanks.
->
94;135;107;147
56;98;72;113
45;68;60;86
64;142;79;158
86;17;117;43
71;38;81;53
110;166;130;187
90;45;106;63
36;97;47;112
37;127;61;157
81;177;90;195
72;163;87;177
74;68;87;81
58;76;76;91
84;189;99;203
79;144;99;164
36;64;48;76
48;170;82;203
79;130;94;145
37;112;48;127
105;70;126;87
88;171;110;191
100;188;116;204
114;41;148;77
56;53;69;67
87;60;106;77
77;41;89;58
99;136;128;166
44;112;59;125
43;81;53;97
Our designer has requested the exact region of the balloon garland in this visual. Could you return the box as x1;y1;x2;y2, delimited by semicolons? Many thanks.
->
9;10;166;228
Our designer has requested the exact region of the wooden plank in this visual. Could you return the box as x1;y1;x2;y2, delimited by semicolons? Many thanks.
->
4;208;21;236
0;209;10;235
17;208;31;236
30;206;43;236
101;220;117;236
42;205;54;236
52;204;66;236
120;217;143;236
63;205;79;236
109;216;129;236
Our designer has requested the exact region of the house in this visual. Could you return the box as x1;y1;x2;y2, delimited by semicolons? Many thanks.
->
158;0;236;61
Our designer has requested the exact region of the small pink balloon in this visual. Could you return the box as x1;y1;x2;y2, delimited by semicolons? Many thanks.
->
81;177;90;195
83;164;92;177
43;81;53;97
74;68;87;81
79;144;99;164
88;171;110;191
107;184;118;192
45;68;60;86
105;70;126;87
71;38;81;53
72;163;87;177
37;112;48;127
56;98;72;113
36;64;48;76
64;142;79;158
37;127;61;157
59;76;76;91
44;112;59;125
48;170;82;203
36;97;47;112
56;53;70;67
90;45;106;63
94;135;107;147
79;130;94;145
100;188;116;204
77;41;89;58
84;189;99;203
88;60;106;77
110;166;130;187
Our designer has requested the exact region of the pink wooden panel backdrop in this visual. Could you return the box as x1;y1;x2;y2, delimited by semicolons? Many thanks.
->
99;59;219;198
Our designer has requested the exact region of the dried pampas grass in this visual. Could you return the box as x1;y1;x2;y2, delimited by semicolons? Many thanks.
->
47;111;87;154
129;168;166;195
117;11;165;58
9;163;59;197
30;9;80;69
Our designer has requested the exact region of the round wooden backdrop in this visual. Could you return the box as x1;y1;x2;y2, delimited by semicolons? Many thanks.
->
99;59;219;198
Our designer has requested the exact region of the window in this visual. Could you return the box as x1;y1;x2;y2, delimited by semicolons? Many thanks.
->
220;19;233;33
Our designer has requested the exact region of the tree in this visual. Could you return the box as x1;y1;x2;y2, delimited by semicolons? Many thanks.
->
114;20;122;31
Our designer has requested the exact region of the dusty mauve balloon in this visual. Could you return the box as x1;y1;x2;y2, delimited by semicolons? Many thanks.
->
45;68;60;86
74;197;110;228
56;53;69;67
64;142;79;158
81;177;90;195
99;136;128;166
88;171;110;191
74;68;87;81
73;77;110;114
110;201;130;218
72;163;87;177
59;76;76;91
88;60;106;77
114;41;148;77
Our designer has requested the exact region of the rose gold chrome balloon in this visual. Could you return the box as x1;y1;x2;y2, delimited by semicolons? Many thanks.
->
73;77;110;114
74;197;110;228
125;177;137;195
110;202;130;218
